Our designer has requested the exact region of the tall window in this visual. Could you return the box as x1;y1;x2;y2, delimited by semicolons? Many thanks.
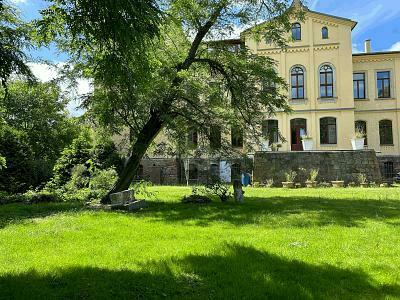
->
231;126;243;148
320;65;334;98
188;129;198;146
320;117;337;144
210;126;221;150
291;66;305;99
262;120;279;144
379;120;393;145
353;73;366;99
377;71;391;98
292;23;301;41
189;164;198;181
322;27;329;39
355;120;367;146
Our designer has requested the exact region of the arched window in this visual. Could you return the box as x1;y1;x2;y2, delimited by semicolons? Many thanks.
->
322;27;328;39
292;23;301;41
231;126;243;148
188;129;198;146
355;120;367;146
290;66;305;99
262;120;279;144
319;65;334;98
379;120;393;145
136;164;144;180
189;164;198;181
320;117;337;144
210;126;221;150
210;163;219;177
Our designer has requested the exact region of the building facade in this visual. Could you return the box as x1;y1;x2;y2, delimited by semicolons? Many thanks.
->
136;1;400;184
244;2;400;157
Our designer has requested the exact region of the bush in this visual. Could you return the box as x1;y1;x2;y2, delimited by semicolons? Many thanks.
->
0;125;34;193
24;190;61;204
205;176;231;202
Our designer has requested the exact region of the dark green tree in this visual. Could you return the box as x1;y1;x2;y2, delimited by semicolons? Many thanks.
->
0;1;34;88
37;0;301;201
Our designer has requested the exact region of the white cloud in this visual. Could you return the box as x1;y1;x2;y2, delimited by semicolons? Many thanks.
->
8;0;27;4
388;41;400;51
28;62;92;117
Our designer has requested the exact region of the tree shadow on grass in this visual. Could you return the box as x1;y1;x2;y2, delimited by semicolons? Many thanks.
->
0;243;398;299
139;195;400;228
0;202;82;229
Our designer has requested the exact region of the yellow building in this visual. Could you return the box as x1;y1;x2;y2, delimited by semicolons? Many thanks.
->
242;0;400;160
138;0;400;184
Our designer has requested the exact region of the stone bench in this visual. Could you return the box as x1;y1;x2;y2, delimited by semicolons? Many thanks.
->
109;189;146;211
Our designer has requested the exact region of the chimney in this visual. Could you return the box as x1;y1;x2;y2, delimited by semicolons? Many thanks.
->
364;39;371;53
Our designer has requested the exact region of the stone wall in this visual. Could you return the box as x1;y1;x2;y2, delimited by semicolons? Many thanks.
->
253;150;382;185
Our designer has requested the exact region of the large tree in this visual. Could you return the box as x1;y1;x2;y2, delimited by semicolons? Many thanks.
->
0;0;34;89
37;0;300;201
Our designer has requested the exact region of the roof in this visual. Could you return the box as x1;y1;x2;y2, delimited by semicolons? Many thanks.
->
241;0;357;36
291;0;357;30
353;51;400;57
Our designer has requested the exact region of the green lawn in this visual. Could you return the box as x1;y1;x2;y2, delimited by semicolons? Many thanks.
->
1;187;400;299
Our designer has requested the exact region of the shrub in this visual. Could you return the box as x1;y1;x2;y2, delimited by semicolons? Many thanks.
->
308;169;319;182
205;176;231;202
265;179;274;187
24;190;61;204
0;125;34;193
284;171;297;182
357;173;367;184
51;132;93;188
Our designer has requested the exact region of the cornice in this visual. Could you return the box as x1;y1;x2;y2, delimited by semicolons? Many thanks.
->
353;57;395;63
312;18;338;28
314;44;340;51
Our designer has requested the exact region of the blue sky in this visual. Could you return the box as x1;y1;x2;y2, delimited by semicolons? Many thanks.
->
10;0;400;62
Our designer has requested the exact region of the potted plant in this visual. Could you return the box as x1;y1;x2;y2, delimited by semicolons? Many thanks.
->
282;171;297;188
357;173;369;188
351;128;365;150
271;143;282;152
331;177;345;188
305;169;319;188
301;134;314;151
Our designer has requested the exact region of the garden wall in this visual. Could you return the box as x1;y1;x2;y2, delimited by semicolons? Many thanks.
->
253;150;382;185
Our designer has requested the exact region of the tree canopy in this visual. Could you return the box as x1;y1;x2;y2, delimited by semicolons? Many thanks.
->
35;0;300;198
0;1;34;88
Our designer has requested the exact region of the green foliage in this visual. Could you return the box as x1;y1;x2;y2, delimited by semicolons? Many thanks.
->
308;169;319;182
0;155;5;170
0;80;82;187
0;125;34;193
0;81;78;160
205;176;231;202
284;171;297;183
0;2;34;88
45;128;122;202
50;129;94;188
34;0;302;193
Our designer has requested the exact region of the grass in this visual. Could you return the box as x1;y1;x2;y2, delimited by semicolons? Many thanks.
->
1;187;400;299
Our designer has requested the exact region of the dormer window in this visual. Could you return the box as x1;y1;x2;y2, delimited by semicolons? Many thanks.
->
292;23;301;41
322;27;328;39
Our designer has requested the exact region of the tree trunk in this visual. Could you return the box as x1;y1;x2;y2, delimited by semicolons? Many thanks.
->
102;111;164;203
